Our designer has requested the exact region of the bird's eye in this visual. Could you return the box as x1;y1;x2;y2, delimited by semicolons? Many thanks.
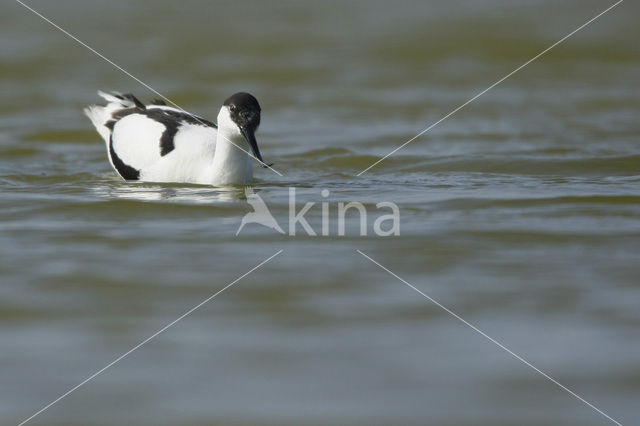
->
229;105;237;112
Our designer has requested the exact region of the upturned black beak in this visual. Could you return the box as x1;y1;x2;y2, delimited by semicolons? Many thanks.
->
240;126;272;168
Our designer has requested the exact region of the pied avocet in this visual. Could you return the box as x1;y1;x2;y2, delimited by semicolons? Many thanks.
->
85;91;270;185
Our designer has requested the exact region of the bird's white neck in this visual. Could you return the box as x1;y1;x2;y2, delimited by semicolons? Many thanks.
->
207;108;253;185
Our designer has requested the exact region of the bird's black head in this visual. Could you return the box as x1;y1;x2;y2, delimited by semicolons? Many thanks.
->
224;92;261;133
223;92;270;167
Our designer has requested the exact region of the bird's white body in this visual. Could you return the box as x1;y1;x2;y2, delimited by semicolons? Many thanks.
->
84;91;260;186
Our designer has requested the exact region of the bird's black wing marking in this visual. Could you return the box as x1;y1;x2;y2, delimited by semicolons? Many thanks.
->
144;108;217;128
142;109;217;157
122;93;146;109
108;99;217;157
109;134;140;180
158;117;179;156
111;106;144;120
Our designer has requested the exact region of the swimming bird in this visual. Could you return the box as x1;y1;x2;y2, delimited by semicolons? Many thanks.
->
84;91;270;185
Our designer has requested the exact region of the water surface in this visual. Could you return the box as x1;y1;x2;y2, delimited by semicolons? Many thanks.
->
2;1;640;425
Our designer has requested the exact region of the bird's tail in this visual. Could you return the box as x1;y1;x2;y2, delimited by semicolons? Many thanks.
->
83;91;139;143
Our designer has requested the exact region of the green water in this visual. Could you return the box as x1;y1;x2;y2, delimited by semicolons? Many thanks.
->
2;1;640;425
